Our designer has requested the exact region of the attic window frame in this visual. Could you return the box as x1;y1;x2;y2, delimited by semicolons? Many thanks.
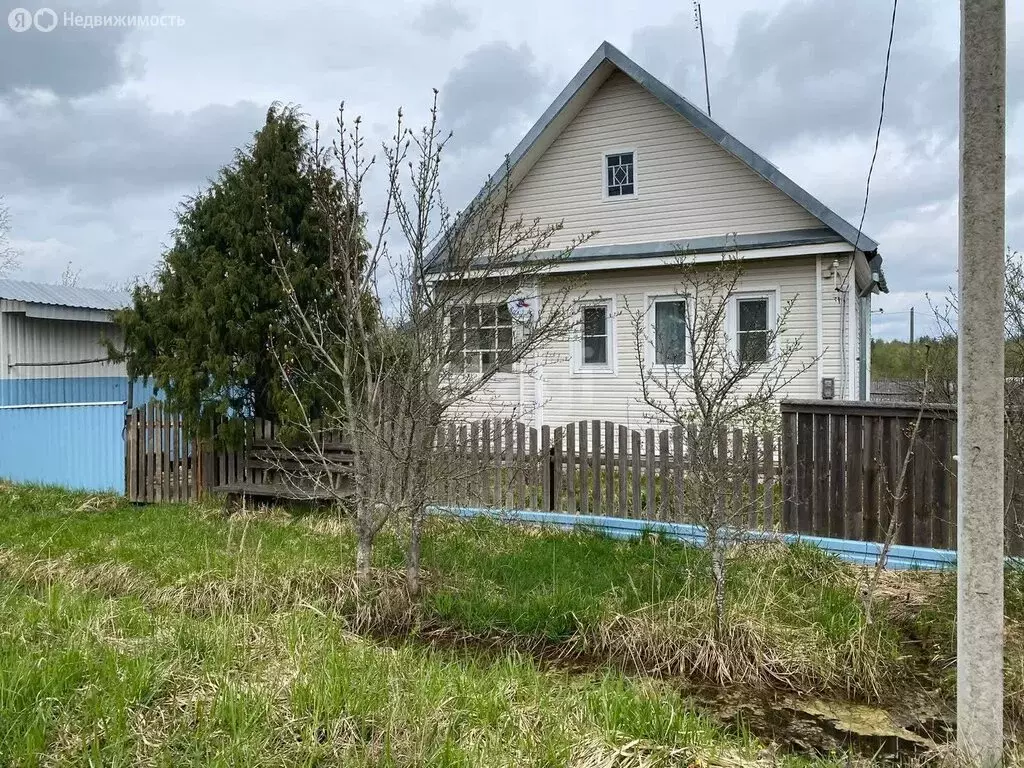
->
602;149;637;200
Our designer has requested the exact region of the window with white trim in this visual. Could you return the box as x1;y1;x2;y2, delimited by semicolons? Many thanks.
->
448;304;514;374
735;295;771;365
582;304;609;365
652;297;687;365
572;300;615;373
605;151;635;197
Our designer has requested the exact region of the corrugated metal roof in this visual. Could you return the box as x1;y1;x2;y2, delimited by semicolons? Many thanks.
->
0;279;131;311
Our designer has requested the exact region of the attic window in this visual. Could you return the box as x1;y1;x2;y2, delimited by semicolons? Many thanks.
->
605;151;635;197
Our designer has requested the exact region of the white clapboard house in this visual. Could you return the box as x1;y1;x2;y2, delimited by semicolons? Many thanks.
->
433;42;887;429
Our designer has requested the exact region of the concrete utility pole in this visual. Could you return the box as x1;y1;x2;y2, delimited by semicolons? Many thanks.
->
909;306;915;344
958;0;1005;764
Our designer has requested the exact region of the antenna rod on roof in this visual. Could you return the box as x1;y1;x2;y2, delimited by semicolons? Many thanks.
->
693;1;711;117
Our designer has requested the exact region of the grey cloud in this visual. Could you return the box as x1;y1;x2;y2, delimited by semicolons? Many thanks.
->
440;41;549;150
413;0;472;39
0;0;142;97
632;0;957;154
0;95;266;203
630;0;1023;339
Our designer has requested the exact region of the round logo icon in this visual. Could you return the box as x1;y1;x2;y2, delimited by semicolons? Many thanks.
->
34;7;57;32
8;7;33;31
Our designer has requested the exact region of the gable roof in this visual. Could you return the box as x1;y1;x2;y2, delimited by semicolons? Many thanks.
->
0;279;130;312
450;41;879;257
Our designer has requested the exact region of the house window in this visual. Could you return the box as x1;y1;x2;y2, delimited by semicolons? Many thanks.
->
572;300;615;373
605;151;635;197
583;305;609;364
653;298;687;365
736;296;771;365
449;304;514;373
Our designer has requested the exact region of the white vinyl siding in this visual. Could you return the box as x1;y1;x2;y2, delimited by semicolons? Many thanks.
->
453;256;842;429
503;71;822;250
818;257;852;399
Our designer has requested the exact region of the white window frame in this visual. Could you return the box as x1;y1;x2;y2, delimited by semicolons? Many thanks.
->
572;298;616;375
602;148;638;200
447;302;517;375
643;292;691;371
728;289;779;365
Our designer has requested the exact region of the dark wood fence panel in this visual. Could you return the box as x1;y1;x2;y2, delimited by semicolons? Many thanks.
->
776;399;1006;553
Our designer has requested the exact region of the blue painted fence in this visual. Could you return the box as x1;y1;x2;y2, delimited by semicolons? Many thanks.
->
433;506;959;570
0;402;126;492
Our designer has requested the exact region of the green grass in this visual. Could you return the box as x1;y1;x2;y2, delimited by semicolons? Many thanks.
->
0;485;864;767
1;582;796;766
1;483;1020;764
0;485;905;697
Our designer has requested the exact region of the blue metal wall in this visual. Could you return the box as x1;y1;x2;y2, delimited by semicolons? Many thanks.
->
0;402;126;492
0;376;158;407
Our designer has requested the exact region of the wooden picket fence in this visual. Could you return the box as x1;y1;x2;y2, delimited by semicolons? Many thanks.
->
125;401;1024;553
125;406;352;503
431;419;778;527
125;402;203;503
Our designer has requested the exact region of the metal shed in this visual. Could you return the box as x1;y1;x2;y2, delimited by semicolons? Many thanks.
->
0;279;149;492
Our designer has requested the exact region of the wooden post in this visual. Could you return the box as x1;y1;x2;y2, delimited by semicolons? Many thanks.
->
630;430;642;518
846;414;864;542
762;432;775;529
540;425;551;511
566;422;576;514
471;421;482;505
604;421;614;515
746;430;758;530
863;416;880;541
659;430;671;521
645;428;656;519
553;426;564;512
829;414;846;539
592;420;602;516
516;421;524;512
781;409;797;531
578;421;589;515
618;424;628;518
795;412;813;534
732;428;744;527
673;425;685;523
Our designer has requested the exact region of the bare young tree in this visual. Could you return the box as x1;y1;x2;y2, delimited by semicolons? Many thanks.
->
628;251;814;633
861;360;930;625
927;247;1024;547
270;96;590;592
0;199;19;277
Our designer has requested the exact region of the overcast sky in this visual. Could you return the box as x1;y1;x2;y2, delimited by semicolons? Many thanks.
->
1;0;1021;340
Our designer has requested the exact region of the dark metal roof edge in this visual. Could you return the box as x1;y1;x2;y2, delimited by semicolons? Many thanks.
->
533;229;844;264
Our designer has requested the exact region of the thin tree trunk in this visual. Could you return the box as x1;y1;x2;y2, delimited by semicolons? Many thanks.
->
355;502;374;586
407;504;425;597
710;530;727;636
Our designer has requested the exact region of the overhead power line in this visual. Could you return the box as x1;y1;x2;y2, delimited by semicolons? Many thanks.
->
693;2;711;117
843;0;899;286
